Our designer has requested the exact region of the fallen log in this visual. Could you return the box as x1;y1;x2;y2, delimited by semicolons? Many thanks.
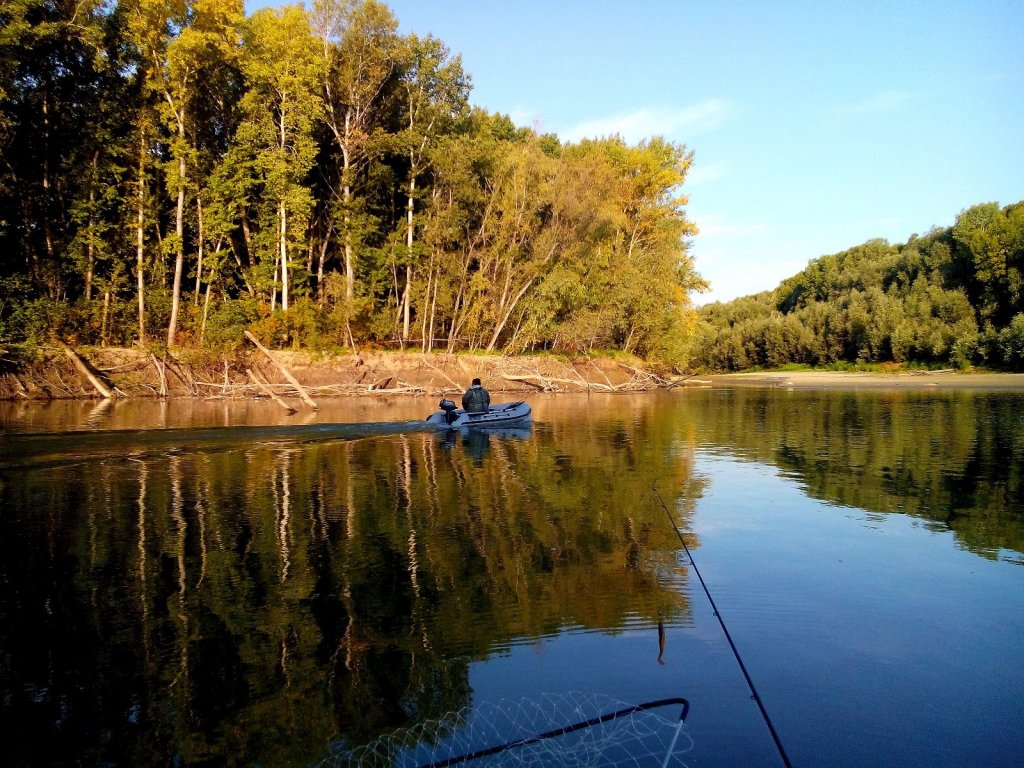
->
587;358;617;390
63;344;113;399
246;368;296;414
506;373;616;392
617;362;670;386
244;330;318;410
422;357;464;389
10;373;30;399
502;374;554;391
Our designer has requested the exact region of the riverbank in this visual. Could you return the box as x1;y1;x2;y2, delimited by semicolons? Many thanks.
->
709;370;1024;389
4;346;1024;401
0;346;683;401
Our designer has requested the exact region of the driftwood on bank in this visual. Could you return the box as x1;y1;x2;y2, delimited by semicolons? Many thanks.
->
150;354;168;398
63;345;113;399
503;373;618;392
164;356;196;395
244;330;318;410
503;366;687;393
246;368;297;413
2;344;695;401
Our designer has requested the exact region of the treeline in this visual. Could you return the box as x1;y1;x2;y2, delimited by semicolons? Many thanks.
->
0;0;705;359
695;201;1024;371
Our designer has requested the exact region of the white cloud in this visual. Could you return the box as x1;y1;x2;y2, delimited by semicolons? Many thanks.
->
558;99;737;144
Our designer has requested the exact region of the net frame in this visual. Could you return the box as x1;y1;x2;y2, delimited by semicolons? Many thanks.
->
324;692;693;768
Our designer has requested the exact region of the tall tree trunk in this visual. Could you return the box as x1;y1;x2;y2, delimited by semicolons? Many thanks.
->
136;126;147;345
167;123;186;347
85;151;99;301
342;111;355;300
101;290;110;346
280;199;289;312
278;102;290;315
41;93;56;295
486;276;536;352
241;209;253;266
230;243;255;296
402;167;415;344
194;196;204;305
270;258;278;313
421;262;431;351
316;232;329;307
427;258;439;354
200;278;213;345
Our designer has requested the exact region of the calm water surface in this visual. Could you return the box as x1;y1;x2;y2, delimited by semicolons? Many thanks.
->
1;390;1022;767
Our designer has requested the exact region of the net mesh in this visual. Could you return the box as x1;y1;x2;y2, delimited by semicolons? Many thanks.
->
322;692;693;768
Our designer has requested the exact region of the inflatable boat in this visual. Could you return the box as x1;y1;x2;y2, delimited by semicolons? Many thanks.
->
425;400;532;429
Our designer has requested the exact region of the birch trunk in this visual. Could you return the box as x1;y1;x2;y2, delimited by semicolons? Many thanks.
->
194;196;204;305
85;151;99;301
167;125;186;347
402;163;416;344
135;127;147;344
279;200;289;312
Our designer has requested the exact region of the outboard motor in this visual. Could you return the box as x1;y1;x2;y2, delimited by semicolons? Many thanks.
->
438;399;458;425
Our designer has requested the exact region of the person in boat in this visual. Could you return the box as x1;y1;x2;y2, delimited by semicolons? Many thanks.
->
462;377;490;413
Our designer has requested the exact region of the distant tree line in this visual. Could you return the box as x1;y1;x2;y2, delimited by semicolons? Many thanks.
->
695;201;1024;371
0;0;705;359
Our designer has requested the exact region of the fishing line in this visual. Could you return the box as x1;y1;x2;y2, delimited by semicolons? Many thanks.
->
652;485;794;768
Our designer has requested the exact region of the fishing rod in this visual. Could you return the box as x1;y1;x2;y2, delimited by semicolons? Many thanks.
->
652;486;794;768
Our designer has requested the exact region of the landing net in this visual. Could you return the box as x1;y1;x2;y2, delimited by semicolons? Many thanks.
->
323;692;693;768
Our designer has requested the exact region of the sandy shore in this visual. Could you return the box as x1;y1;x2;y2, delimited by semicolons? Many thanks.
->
708;370;1024;390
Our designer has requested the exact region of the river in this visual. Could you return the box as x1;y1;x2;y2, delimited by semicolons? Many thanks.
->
1;389;1022;767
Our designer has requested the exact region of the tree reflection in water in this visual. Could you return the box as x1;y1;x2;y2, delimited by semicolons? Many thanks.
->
0;409;700;767
6;389;1018;766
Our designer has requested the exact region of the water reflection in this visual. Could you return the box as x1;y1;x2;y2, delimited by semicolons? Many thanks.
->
3;390;1022;766
0;413;697;767
686;389;1024;561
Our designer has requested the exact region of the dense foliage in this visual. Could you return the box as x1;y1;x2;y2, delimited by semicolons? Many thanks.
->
696;201;1024;371
0;0;704;359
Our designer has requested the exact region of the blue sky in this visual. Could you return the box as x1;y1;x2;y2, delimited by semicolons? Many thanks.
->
248;1;1024;304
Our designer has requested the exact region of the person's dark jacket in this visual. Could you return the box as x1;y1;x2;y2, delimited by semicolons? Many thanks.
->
462;384;490;413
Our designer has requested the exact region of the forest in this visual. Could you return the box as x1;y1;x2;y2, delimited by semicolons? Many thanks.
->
695;200;1024;371
0;0;705;362
5;2;1022;374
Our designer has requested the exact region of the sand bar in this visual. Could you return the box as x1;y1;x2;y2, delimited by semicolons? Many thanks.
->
709;370;1024;390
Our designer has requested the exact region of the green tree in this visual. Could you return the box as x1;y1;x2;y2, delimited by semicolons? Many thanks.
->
953;202;1024;328
391;32;469;346
312;0;402;304
236;5;323;317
